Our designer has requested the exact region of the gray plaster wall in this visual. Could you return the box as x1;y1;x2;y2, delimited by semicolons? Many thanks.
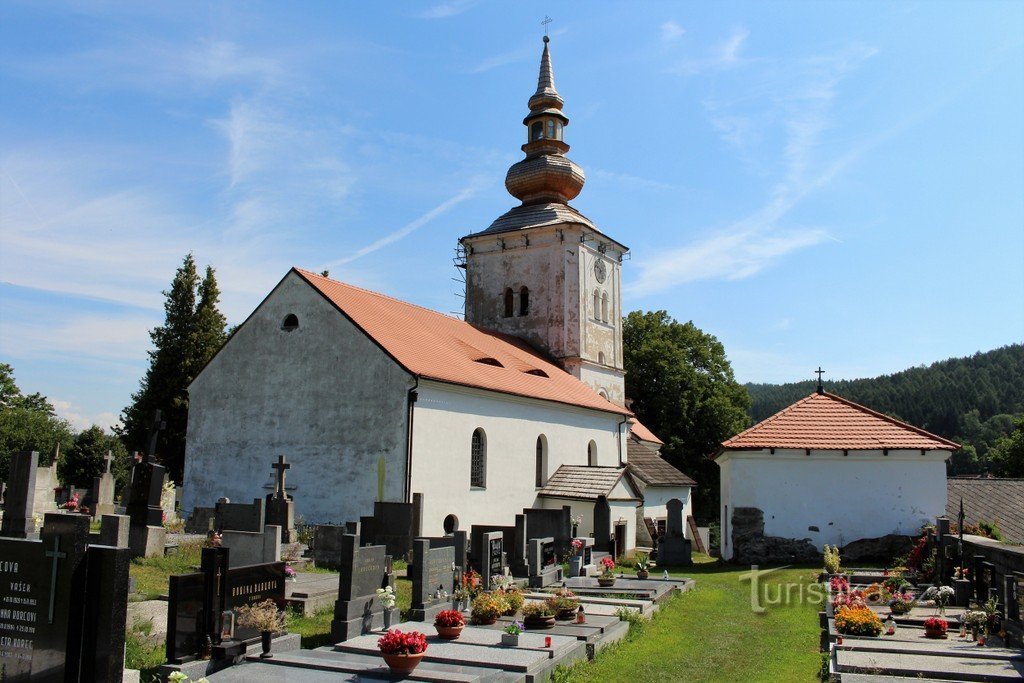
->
182;271;413;524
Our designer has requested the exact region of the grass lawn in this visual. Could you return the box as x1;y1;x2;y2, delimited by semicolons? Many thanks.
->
559;554;825;683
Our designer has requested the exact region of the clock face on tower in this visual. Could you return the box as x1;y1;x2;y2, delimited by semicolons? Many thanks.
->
594;259;607;283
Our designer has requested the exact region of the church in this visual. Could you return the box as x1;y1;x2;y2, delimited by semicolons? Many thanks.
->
181;37;684;552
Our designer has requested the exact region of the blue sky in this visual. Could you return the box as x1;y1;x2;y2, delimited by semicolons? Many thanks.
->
1;1;1022;431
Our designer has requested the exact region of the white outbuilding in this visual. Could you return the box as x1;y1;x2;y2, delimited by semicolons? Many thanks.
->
716;388;959;563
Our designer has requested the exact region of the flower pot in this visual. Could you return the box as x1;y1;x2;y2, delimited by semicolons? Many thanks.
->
260;630;274;659
523;615;556;630
636;570;649;580
382;651;426;674
890;603;911;615
383;609;393;629
435;624;464;640
924;626;947;639
474;615;498;625
555;608;577;621
597;576;616;587
501;632;520;646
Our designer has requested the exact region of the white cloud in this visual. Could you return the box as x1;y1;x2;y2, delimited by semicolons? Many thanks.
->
716;27;749;66
51;398;120;432
417;0;479;19
661;21;685;43
670;26;751;75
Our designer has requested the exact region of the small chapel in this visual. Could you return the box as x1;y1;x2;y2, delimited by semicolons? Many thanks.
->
181;37;690;552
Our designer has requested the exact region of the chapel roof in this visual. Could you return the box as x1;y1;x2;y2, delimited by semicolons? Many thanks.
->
629;419;664;445
627;438;696;487
538;465;640;501
294;268;629;416
720;390;960;452
946;477;1024;545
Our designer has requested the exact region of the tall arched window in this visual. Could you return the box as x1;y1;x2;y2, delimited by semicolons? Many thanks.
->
535;435;548;488
503;288;514;317
471;429;487;488
587;440;598;467
593;289;601;321
601;292;609;322
519;286;530;316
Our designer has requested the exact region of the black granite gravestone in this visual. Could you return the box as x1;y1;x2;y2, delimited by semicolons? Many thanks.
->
409;539;456;621
216;498;265;532
0;451;38;538
593;495;611;552
473;530;504;590
527;537;561;588
658;498;693;566
524;506;572;558
330;534;395;642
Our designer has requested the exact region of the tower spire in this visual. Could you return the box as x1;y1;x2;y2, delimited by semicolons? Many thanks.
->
504;36;585;206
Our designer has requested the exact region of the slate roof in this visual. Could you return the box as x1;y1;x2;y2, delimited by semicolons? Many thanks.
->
720;391;960;452
630;419;663;445
627;439;696;487
538;465;639;501
474;202;596;236
295;269;629;416
947;478;1024;545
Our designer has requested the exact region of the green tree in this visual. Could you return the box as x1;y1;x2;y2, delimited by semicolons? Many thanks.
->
0;363;73;480
623;311;751;519
58;425;131;488
989;416;1024;477
117;254;228;482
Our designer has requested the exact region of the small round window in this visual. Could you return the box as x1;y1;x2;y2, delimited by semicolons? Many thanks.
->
282;314;299;331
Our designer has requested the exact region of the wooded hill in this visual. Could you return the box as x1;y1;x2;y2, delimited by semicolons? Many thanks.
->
744;344;1024;474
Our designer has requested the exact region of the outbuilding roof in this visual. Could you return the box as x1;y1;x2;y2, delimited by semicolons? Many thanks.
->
629;419;663;445
720;391;960;452
627;439;696;487
947;477;1024;545
295;269;629;416
538;465;640;501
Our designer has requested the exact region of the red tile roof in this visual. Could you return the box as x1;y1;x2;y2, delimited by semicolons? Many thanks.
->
629;419;663;445
720;391;960;452
295;269;630;416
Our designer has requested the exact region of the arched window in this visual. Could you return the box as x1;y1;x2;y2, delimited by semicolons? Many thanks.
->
471;428;487;488
547;120;555;138
503;288;514;318
593;289;601;321
519;286;529;316
535;435;548;488
282;314;299;331
587;440;598;467
599;389;609;400
601;292;609;322
555;121;563;140
531;121;543;141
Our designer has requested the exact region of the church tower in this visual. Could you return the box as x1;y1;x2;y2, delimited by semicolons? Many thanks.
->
460;36;629;406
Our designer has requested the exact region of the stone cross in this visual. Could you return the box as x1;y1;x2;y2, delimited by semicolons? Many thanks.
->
46;535;67;624
815;366;825;392
146;409;166;459
272;455;291;499
104;450;114;474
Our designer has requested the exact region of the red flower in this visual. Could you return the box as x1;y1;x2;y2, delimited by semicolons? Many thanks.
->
377;629;428;655
434;610;464;628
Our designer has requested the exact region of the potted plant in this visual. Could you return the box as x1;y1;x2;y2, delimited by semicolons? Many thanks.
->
834;605;883;637
471;592;504;625
545;587;581;621
921;585;954;616
284;565;297;582
498;587;524;615
376;585;396;628
963;610;987;641
571;513;583;537
924;616;948;639
452;586;471;612
823;544;841;575
983;597;1000;635
634;552;650;580
521;601;556;630
235;599;286;659
501;620;523;647
377;629;428;674
888;592;916;615
434;609;465;640
598;557;616;586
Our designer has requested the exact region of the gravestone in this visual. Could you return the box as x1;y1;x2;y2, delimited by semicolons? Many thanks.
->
125;450;167;558
528;537;561;588
658;498;692;566
264;455;297;543
0;512;129;682
32;450;60;518
371;499;421;560
215;498;265;532
469;524;516;574
99;514;130;548
0;450;38;538
184;506;216;534
568;537;595;577
409;538;456;621
1005;573;1019;623
524;506;572;559
425;530;468;573
221;525;282;567
329;534;396;642
474;530;504;590
91;451;117;519
512;513;528;576
160;473;177;522
312;524;349;570
593;495;611;552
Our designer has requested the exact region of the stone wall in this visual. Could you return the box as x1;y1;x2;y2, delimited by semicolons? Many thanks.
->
730;506;818;565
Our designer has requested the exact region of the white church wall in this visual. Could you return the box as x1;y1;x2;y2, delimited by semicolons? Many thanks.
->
183;272;414;524
718;448;952;559
642;486;694;539
410;380;625;537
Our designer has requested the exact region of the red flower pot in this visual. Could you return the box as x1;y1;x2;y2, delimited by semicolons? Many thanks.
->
924;625;947;639
382;651;426;674
435;624;464;640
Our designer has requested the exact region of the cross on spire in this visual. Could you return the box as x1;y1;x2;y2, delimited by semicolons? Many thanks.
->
272;455;291;499
45;536;67;624
541;15;552;37
815;367;826;394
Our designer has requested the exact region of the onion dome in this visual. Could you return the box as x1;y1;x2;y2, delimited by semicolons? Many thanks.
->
505;36;585;205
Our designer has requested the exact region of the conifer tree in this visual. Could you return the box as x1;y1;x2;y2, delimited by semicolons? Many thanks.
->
117;254;228;482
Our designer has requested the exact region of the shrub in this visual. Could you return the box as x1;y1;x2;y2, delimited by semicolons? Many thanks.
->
498;587;524;614
545;587;580;612
522;601;555;618
434;610;464;628
978;520;1005;541
835;605;882;637
377;629;427;655
471;593;505;621
823;545;841;574
235;599;285;633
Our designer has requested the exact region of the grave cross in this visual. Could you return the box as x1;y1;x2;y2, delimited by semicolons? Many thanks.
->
272;455;291;498
104;449;114;474
815;366;826;393
146;409;166;459
45;536;67;624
